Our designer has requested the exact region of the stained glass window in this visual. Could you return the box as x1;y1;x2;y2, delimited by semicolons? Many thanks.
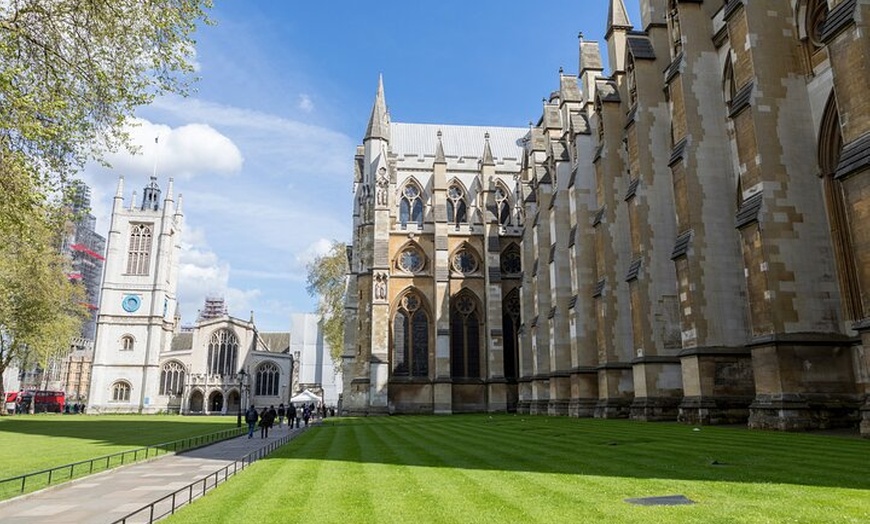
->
393;292;428;377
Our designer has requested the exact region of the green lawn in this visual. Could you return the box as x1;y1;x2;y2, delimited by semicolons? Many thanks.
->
0;414;237;496
165;415;869;524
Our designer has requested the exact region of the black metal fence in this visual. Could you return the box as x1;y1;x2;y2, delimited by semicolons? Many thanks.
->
0;426;246;500
111;432;294;524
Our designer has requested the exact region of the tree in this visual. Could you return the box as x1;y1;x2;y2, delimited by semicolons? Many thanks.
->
306;241;349;363
0;0;210;413
0;189;88;415
0;0;212;230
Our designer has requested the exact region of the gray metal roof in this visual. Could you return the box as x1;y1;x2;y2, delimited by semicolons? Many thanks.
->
390;123;527;161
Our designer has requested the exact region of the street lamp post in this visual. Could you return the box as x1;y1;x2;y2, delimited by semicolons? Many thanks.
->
236;369;247;428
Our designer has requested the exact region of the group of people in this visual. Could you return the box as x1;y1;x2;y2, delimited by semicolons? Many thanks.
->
244;402;322;438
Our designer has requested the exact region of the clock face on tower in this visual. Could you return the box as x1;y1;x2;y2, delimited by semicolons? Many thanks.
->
122;295;141;313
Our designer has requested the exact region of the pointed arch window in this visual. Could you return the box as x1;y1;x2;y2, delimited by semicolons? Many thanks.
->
255;361;280;396
120;335;135;352
500;244;522;276
723;55;737;107
502;288;521;380
126;223;153;275
392;291;429;377
450;292;481;379
446;183;468;226
207;329;239;376
451;245;479;275
111;380;131;402
160;361;185;396
495;186;512;226
818;95;862;320
399;182;424;229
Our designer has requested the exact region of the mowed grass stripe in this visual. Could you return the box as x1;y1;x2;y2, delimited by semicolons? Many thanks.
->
166;416;870;524
434;417;867;488
375;417;531;522
393;418;621;519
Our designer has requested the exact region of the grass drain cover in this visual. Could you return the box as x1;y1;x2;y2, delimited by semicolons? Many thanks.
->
625;495;695;506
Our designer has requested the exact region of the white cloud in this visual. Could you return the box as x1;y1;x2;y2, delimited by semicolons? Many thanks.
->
298;94;314;113
296;238;333;268
175;225;261;325
150;95;355;179
103;118;243;180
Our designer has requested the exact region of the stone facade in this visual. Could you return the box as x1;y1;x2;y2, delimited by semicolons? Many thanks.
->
342;77;527;415
344;0;870;435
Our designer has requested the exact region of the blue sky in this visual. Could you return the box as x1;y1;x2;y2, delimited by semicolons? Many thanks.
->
82;0;642;331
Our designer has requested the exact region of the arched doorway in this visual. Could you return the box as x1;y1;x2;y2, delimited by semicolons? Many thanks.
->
208;391;224;413
188;390;204;413
227;390;240;415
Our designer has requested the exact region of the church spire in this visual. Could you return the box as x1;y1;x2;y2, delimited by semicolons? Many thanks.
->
364;74;390;142
605;0;632;38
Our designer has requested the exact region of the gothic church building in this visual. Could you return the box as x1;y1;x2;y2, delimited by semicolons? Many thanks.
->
343;0;870;436
88;177;294;414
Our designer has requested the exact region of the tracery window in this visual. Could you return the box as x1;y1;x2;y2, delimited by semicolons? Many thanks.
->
111;381;131;402
500;245;522;275
446;183;468;226
398;245;425;273
207;329;239;376
495;186;511;226
392;291;429;377
399;182;424;229
451;246;479;275
255;361;280;396
160;361;185;396
120;335;135;352
450;292;481;379
126;223;153;275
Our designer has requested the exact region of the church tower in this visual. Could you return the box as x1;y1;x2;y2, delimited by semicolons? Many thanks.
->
88;176;183;413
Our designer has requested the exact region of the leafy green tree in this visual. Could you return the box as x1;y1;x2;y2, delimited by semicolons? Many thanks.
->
0;0;212;230
0;193;88;415
0;0;211;413
306;241;349;363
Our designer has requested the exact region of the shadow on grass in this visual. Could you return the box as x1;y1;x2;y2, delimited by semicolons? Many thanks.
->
288;415;870;491
0;415;237;448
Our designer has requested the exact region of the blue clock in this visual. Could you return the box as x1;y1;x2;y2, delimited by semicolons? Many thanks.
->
122;295;141;313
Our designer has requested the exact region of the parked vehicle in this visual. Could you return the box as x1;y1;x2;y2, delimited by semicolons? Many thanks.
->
5;390;65;413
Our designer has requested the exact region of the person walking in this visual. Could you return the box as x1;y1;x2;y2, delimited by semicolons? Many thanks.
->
245;405;258;439
259;407;269;439
302;405;311;427
287;403;297;429
277;403;285;428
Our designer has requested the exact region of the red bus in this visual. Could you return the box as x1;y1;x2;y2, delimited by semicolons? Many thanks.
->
5;390;65;413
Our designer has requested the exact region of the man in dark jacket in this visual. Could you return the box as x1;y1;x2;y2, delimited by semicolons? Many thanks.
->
287;403;297;429
244;405;258;439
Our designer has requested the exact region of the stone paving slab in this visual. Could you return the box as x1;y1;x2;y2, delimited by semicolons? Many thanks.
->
0;424;310;524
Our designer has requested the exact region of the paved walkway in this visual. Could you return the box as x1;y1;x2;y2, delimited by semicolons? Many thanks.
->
0;423;310;524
